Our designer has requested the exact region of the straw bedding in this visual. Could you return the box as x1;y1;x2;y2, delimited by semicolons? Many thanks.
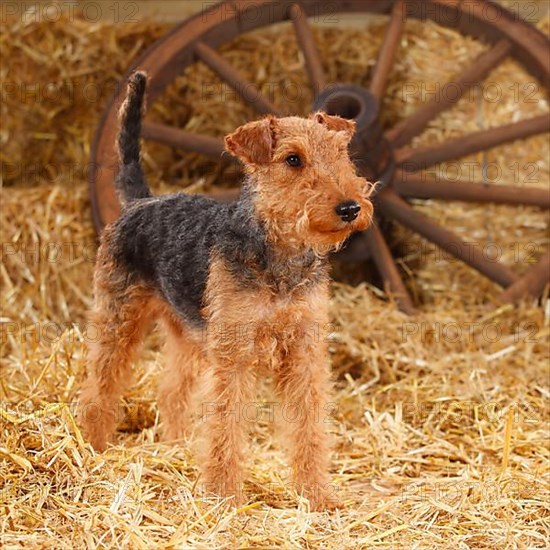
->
1;3;549;548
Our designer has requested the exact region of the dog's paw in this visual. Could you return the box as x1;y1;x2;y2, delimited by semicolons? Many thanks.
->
310;495;344;512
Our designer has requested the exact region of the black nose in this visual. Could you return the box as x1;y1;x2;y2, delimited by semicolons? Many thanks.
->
335;200;361;222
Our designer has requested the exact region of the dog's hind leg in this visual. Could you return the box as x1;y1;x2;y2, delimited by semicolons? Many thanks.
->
157;310;205;441
79;242;156;452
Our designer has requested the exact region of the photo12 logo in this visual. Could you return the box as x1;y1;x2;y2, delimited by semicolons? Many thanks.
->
0;2;140;24
401;320;539;344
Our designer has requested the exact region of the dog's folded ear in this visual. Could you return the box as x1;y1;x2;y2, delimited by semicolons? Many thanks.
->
225;116;277;165
312;111;355;140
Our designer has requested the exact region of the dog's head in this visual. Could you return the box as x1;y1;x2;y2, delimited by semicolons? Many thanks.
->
225;113;374;255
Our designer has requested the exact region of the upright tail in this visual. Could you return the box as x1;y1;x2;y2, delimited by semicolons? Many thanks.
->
115;71;152;204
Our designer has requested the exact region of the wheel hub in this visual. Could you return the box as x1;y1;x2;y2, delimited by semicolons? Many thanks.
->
312;84;395;190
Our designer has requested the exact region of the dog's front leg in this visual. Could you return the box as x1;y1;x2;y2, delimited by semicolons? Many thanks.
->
273;288;342;511
200;320;257;507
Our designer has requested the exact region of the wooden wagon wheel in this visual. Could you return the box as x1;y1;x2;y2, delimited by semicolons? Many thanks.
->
89;0;550;313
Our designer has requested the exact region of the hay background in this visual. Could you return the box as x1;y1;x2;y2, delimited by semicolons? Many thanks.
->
1;2;549;548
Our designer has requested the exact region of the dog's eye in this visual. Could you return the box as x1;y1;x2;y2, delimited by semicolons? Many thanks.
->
285;154;302;168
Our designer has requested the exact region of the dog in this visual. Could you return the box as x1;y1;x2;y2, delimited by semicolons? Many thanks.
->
79;71;373;510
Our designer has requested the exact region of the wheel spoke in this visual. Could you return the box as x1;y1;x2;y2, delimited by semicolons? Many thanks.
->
369;0;406;99
498;251;550;303
395;113;550;170
376;189;518;287
289;3;327;95
394;172;550;208
194;41;282;116
386;39;512;148
142;122;226;159
363;223;416;314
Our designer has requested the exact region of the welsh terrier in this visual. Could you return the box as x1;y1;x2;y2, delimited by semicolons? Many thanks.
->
79;71;374;510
